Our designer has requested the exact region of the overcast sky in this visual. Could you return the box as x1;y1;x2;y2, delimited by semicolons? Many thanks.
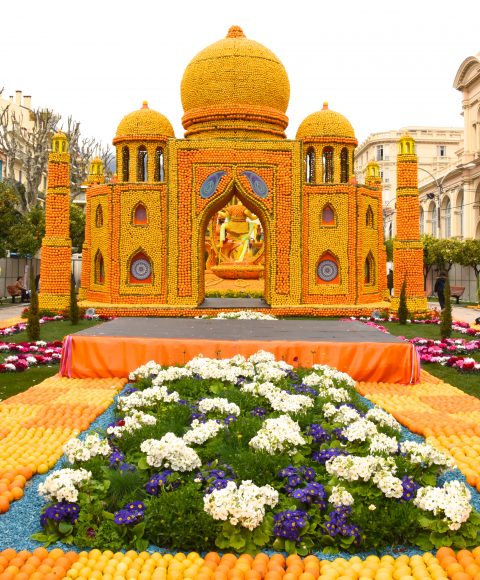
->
1;0;478;148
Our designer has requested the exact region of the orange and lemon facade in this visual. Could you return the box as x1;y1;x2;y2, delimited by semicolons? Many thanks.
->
40;26;425;316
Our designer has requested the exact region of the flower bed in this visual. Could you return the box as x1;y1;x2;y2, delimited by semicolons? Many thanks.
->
0;316;64;338
411;338;480;372
0;340;63;372
34;352;479;555
198;311;277;320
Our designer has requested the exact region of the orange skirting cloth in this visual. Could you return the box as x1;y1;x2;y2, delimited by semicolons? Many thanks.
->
61;336;420;384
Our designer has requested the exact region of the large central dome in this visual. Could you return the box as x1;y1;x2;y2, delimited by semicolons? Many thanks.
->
181;26;290;139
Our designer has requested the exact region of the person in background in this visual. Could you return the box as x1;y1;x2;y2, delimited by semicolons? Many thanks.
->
387;269;394;296
35;273;40;292
15;276;30;303
434;271;447;310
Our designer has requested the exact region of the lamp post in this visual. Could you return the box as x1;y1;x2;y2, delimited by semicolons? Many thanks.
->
419;163;475;238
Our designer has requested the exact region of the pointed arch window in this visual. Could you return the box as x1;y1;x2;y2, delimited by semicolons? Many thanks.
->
129;251;152;284
95;204;103;227
444;198;452;238
420;207;424;235
155;147;164;182
137;146;148;182
122;146;130;182
321;204;335;226
322;147;334;183
133;203;148;225
305;147;315;183
340;148;349;183
366;205;374;228
364;252;375;285
317;252;339;284
94;250;105;285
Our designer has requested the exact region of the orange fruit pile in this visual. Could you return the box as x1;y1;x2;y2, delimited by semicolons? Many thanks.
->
356;370;480;491
0;375;126;512
0;547;78;580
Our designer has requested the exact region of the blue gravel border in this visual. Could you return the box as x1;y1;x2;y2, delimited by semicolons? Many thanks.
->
0;382;479;558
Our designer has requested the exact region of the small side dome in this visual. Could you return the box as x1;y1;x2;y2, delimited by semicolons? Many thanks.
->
296;103;356;141
114;101;174;143
51;131;69;153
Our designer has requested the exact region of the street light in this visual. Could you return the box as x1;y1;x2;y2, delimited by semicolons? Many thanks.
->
419;162;475;238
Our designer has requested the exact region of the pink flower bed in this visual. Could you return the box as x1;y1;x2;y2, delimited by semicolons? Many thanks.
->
0;340;63;372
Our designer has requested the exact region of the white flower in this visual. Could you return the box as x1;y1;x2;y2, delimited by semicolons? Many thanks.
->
365;407;402;431
329;485;354;507
369;433;399;455
414;480;472;530
249;415;305;455
213;311;277;320
198;397;240;416
118;385;180;411
106;410;157;438
140;433;201;471
400;441;454;468
64;433;111;463
183;419;224;445
38;468;91;502
368;504;377;511
342;418;378;443
372;472;404;498
203;480;278;530
128;360;164;381
323;404;360;425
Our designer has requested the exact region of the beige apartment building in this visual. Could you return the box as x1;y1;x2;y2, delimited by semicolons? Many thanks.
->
355;127;462;239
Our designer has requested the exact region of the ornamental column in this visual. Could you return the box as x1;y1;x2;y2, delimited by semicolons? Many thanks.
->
78;158;105;300
365;161;388;299
391;134;427;312
39;132;72;311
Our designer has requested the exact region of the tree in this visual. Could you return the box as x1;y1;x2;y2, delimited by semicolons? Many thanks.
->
70;204;86;251
440;275;452;339
9;205;45;257
69;276;79;325
421;235;463;290
385;238;394;263
22;108;60;210
398;276;408;324
456;238;480;303
0;92;60;211
27;269;40;341
0;181;22;257
65;116;96;202
422;234;441;290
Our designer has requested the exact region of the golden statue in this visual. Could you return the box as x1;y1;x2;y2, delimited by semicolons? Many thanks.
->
217;202;260;262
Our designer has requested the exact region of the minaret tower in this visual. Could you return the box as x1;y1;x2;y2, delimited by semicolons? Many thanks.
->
39;132;72;311
391;134;427;312
365;161;388;299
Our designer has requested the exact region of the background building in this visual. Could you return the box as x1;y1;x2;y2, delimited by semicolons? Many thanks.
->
355;127;462;239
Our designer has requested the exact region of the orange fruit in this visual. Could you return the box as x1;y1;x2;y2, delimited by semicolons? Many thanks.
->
33;547;49;561
436;548;456;562
0;551;16;563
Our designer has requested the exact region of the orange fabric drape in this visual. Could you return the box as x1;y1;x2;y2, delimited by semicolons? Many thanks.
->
62;336;419;384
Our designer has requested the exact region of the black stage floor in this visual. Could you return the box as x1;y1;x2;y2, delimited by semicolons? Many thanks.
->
77;318;401;344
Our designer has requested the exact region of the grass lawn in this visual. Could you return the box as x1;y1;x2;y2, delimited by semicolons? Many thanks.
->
382;321;480;399
0;319;103;400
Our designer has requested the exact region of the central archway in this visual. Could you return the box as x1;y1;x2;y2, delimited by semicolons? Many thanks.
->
197;179;271;306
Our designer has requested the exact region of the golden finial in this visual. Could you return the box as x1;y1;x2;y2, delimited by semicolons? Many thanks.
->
227;25;245;38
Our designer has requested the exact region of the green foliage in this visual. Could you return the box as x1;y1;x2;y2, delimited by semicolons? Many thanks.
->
384;237;394;263
145;484;223;551
398;276;408;324
27;268;40;341
440;276;452;339
0;182;22;257
9;205;45;257
70;203;86;251
70;276;80;325
205;289;264;298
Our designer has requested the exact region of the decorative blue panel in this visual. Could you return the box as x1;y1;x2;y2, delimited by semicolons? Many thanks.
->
131;259;151;280
200;170;226;199
241;171;269;198
317;260;338;282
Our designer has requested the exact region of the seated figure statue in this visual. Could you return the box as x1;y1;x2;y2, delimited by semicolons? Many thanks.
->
218;202;259;263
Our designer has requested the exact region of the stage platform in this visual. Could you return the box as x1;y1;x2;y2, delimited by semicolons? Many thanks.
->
60;318;420;384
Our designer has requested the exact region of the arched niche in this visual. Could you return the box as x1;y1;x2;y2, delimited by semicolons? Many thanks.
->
95;204;103;227
321;203;336;226
340;148;349;183
155;147;164;182
129;251;153;284
122;146;130;182
364;251;375;285
133;202;148;226
366;205;374;228
322;146;334;183
94;250;105;285
137;146;148;182
316;251;339;284
305;147;315;183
